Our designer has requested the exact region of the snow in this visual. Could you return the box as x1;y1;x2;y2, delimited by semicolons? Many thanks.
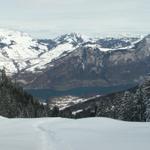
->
27;43;76;72
49;95;101;110
72;109;83;115
0;29;47;74
85;43;101;48
0;117;150;150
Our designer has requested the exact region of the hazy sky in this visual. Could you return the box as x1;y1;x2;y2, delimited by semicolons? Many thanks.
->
0;0;150;38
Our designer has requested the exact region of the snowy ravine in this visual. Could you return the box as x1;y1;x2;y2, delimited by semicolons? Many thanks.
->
0;117;150;150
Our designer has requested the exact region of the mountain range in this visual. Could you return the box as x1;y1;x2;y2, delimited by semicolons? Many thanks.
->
0;29;149;90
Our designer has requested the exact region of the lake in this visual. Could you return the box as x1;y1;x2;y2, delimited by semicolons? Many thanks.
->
25;84;135;101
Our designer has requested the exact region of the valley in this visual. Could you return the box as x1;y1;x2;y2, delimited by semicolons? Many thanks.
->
1;29;150;122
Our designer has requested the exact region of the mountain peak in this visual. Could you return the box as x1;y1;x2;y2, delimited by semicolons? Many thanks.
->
54;32;93;45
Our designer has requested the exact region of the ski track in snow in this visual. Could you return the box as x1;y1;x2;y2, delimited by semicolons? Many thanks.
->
33;120;49;150
34;119;74;150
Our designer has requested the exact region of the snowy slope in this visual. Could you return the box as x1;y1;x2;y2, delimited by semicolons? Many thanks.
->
0;30;78;74
26;43;77;72
0;29;47;74
0;117;150;150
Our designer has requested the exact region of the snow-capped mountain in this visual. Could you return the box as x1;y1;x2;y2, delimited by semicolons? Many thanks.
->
1;29;150;90
0;30;80;74
0;30;96;74
0;29;141;75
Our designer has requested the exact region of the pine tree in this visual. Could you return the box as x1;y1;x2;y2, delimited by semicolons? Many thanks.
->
51;106;59;117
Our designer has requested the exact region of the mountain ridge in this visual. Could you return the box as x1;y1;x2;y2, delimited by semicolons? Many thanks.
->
0;29;148;90
0;29;141;74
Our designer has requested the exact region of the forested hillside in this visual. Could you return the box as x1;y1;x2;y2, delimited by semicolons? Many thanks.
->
0;69;58;118
61;79;150;122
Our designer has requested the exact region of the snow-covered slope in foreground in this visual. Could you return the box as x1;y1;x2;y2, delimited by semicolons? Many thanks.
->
0;117;150;150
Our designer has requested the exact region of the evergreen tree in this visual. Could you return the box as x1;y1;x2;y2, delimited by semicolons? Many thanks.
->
51;106;59;117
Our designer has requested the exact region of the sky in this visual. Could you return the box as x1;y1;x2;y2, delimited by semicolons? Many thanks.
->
0;0;150;38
